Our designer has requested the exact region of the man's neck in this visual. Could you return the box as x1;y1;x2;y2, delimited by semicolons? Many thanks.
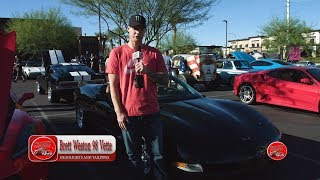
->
127;41;143;50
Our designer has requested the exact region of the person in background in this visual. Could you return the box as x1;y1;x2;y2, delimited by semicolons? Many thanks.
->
13;55;26;82
162;50;171;71
90;53;99;73
107;14;169;180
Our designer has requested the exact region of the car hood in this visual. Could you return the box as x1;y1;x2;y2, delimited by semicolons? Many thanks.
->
0;31;16;139
161;97;281;163
232;52;256;63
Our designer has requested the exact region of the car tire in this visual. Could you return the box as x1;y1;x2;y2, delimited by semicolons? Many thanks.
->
48;84;59;103
239;84;256;105
76;103;89;131
36;82;45;94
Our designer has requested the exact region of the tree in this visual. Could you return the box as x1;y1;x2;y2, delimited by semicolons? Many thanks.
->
260;17;312;60
159;30;197;54
5;8;77;59
61;0;218;46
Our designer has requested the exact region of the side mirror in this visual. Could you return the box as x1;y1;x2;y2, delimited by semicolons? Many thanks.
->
18;93;34;106
300;78;313;85
260;74;265;80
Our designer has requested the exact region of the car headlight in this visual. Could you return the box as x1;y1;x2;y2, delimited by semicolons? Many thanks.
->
176;162;203;172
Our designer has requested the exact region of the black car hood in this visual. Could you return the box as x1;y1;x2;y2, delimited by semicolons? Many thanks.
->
160;97;281;164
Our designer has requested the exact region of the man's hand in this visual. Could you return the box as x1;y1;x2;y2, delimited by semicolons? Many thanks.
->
116;111;128;130
135;61;146;73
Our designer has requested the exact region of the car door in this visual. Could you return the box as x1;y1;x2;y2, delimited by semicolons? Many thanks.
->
258;70;283;104
276;69;318;110
221;61;234;83
37;68;49;91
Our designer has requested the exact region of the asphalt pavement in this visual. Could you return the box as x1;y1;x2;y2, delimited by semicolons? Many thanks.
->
10;80;320;180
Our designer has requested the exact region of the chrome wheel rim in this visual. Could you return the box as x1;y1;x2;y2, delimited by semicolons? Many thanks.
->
76;106;84;129
48;86;52;101
239;85;253;103
36;82;40;93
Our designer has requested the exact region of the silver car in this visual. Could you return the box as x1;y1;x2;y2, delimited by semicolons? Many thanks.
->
216;59;258;86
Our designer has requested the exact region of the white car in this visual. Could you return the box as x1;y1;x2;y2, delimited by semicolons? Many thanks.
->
216;59;258;86
22;61;45;79
294;61;317;67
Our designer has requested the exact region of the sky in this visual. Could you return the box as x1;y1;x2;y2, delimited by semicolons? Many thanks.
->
0;0;319;47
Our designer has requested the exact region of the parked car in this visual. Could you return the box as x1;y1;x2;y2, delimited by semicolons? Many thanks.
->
230;51;256;62
294;61;317;67
74;75;282;177
22;60;45;79
233;67;320;113
0;31;48;179
170;53;219;90
216;59;257;86
250;59;293;70
36;50;106;103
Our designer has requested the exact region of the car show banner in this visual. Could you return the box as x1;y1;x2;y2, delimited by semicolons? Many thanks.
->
28;135;116;162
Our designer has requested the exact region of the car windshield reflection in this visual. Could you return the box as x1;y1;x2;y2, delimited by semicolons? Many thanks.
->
157;76;203;101
234;60;253;69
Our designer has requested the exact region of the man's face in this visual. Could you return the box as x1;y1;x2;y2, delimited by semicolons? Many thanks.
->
128;25;145;43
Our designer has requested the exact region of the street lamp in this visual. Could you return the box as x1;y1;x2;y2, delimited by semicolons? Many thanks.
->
223;20;228;58
229;33;237;51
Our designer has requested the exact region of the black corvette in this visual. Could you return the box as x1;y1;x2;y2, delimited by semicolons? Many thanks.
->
37;63;105;103
74;76;282;177
36;50;105;103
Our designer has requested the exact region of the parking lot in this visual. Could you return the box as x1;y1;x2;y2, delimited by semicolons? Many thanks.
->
11;79;320;180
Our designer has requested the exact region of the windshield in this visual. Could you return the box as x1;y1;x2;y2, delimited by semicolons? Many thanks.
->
272;60;292;65
157;76;203;102
53;65;95;74
234;60;252;69
25;61;42;67
306;68;320;82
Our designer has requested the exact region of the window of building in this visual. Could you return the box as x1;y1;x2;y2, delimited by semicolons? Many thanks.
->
257;43;260;47
252;44;255;47
245;44;248;47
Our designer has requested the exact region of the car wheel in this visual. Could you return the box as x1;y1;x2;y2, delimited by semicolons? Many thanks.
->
36;82;45;94
239;84;256;105
76;104;88;130
48;84;59;103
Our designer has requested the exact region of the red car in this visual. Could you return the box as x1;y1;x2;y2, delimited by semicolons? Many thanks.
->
0;31;48;179
233;67;320;113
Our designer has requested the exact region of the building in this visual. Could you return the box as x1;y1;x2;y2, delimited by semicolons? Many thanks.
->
228;35;267;53
228;30;320;57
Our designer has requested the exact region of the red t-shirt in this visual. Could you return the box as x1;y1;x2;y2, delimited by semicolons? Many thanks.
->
106;44;167;116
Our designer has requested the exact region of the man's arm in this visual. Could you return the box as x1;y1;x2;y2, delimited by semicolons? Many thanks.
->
135;62;169;86
108;74;128;130
145;69;169;86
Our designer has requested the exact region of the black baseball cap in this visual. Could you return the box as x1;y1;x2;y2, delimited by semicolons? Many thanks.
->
129;15;146;28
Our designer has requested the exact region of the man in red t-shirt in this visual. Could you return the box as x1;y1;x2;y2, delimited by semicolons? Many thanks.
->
106;15;168;180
